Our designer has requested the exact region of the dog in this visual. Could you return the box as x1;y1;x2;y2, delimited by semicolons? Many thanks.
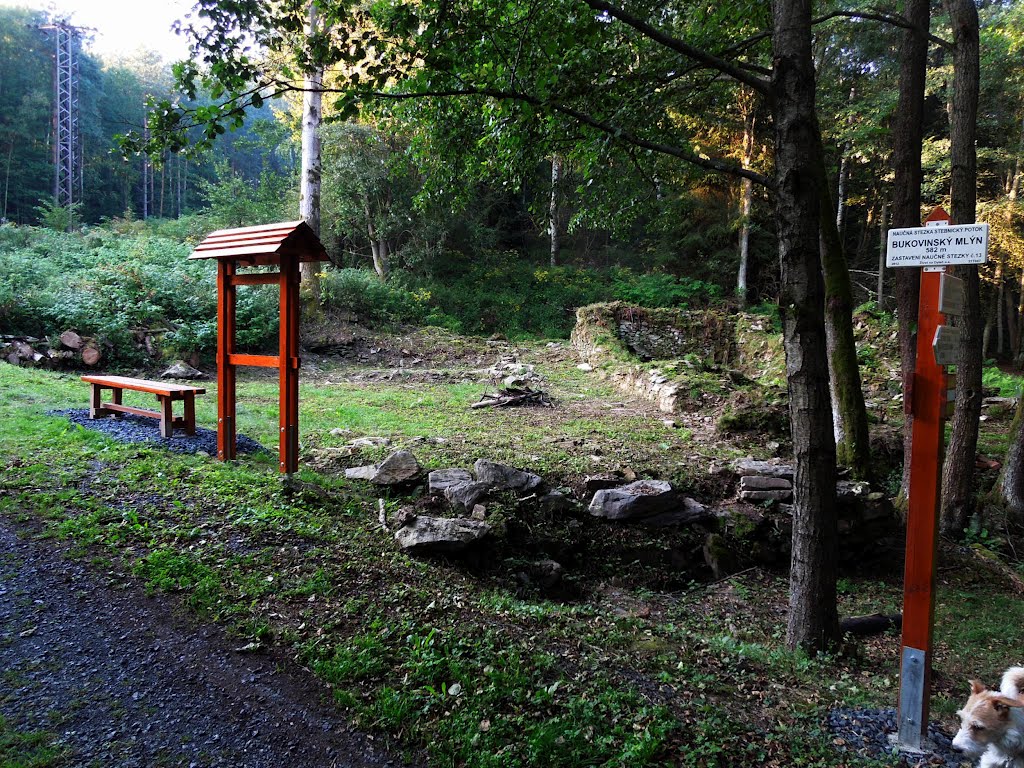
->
952;667;1024;767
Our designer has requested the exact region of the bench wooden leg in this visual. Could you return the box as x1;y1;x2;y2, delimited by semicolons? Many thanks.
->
89;383;106;419
183;394;196;436
111;387;123;418
159;396;173;438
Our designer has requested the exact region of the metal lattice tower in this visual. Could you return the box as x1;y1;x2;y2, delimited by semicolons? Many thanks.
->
46;22;82;211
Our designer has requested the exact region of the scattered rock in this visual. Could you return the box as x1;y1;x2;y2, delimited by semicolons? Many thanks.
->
161;360;205;379
639;497;713;527
471;504;487;521
539;490;575;513
528;560;565;590
444;480;491;510
473;460;542;493
349;436;390;449
345;450;420;485
576;363;593;372
344;465;378;481
588;479;678;521
394;515;491;555
428;469;474;492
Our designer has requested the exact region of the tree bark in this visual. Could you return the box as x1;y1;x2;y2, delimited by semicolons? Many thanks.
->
772;0;839;654
299;1;323;303
940;0;982;536
891;0;930;507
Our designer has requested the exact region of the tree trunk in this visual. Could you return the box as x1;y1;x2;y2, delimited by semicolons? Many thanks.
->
367;200;389;279
2;141;13;221
940;0;982;537
549;154;563;267
877;201;888;311
737;93;756;306
819;184;872;479
1000;399;1024;523
772;0;839;654
891;0;930;507
299;1;323;303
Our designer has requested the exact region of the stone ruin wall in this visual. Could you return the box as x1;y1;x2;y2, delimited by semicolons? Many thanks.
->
571;303;784;413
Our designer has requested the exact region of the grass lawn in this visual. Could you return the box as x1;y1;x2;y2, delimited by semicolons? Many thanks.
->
1;352;1022;766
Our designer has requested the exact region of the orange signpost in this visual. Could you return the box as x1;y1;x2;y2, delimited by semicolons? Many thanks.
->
895;206;950;748
189;221;328;475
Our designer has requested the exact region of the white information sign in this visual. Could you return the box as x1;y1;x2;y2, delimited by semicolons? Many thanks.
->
932;325;961;367
886;223;989;267
938;273;966;316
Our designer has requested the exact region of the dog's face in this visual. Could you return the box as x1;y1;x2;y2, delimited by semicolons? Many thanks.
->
952;679;1024;757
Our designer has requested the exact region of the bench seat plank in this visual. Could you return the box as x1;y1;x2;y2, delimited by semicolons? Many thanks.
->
81;375;205;438
80;375;206;397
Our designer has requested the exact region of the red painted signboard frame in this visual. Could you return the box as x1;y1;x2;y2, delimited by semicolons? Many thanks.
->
191;221;327;475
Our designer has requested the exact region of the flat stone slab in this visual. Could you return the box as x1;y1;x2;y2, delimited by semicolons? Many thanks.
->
428;469;474;492
734;459;794;481
589;479;677;521
739;475;792;491
394;515;491;555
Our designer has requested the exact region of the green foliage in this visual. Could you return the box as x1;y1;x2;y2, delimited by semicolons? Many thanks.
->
33;200;82;232
0;225;277;363
610;269;722;309
319;268;430;326
197;161;294;230
344;257;726;339
983;365;1024;398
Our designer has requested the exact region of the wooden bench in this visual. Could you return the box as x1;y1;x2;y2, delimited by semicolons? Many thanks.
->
81;375;206;438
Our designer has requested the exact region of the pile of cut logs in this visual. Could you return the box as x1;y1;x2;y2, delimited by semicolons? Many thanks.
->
2;330;102;368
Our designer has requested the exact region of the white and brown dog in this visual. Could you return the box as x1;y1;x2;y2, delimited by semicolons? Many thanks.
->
953;667;1024;767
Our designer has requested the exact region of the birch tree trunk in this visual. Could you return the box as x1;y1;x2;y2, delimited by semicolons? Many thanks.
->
549;155;562;267
891;0;930;508
940;0;982;536
737;96;756;306
772;0;840;654
299;1;323;304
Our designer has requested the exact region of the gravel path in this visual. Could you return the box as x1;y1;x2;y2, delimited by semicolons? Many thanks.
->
52;409;267;455
828;708;969;767
0;518;423;768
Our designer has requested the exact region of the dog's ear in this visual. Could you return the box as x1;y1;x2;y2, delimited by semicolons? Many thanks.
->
971;679;987;695
992;696;1024;713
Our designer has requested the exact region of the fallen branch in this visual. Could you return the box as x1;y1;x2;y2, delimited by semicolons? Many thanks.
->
471;387;553;409
839;613;902;637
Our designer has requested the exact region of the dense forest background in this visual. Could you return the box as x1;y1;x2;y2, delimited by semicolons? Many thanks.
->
2;2;1024;348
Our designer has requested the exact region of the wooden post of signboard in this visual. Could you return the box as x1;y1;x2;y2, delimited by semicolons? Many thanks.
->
896;205;951;749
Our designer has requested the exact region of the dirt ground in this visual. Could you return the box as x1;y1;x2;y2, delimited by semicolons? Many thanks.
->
0;517;422;768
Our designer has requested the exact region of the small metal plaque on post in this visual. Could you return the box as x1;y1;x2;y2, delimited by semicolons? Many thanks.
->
932;325;961;367
938;273;966;316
